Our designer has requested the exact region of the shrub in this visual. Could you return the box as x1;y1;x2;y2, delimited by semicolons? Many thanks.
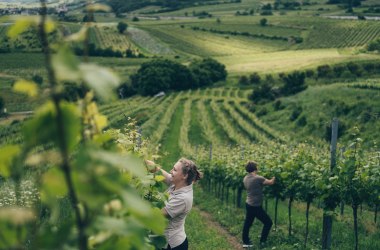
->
0;96;4;115
334;102;351;116
273;100;285;110
317;64;332;78
362;62;376;73
189;58;227;85
368;39;380;52
260;10;273;15
340;70;355;79
117;22;128;34
305;69;315;78
332;65;346;77
117;82;136;98
250;82;276;103
296;115;307;127
290;106;302;121
32;74;43;85
260;18;268;26
256;107;268;117
280;71;307;96
249;72;261;84
264;74;275;84
61;82;88;101
238;75;249;85
346;62;363;76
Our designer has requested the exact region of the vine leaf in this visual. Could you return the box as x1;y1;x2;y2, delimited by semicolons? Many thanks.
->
23;101;81;152
79;64;120;100
52;46;80;82
89;150;145;177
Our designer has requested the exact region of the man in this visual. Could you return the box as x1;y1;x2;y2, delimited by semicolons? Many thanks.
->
242;161;275;248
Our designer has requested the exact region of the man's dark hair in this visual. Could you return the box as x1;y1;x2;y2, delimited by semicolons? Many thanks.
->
245;161;258;173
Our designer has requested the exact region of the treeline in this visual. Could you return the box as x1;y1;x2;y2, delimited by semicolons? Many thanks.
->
189;26;303;43
326;0;365;7
107;0;239;14
242;60;380;103
119;58;227;96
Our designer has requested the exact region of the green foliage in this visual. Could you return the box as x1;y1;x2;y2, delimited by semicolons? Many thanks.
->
108;0;221;13
368;39;380;52
0;96;4;114
238;75;249;85
249;82;276;103
260;18;268;26
32;74;43;86
190;58;227;86
131;59;195;96
280;71;307;96
317;64;333;78
131;58;227;96
249;72;261;84
117;22;128;34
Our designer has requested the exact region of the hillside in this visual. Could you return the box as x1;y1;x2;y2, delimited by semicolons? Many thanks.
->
0;1;380;249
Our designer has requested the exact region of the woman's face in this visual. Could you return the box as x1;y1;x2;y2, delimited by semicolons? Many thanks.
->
170;161;187;185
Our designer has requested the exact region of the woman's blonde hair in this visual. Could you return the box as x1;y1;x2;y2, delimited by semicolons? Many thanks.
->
179;158;202;185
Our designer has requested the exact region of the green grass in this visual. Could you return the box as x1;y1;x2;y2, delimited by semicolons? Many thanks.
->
159;99;185;168
188;100;210;147
219;48;380;74
186;207;237;250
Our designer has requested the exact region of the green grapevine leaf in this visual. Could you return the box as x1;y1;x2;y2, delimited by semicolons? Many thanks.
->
79;63;120;100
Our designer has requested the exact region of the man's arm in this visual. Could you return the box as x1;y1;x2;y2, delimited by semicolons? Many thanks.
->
263;177;275;185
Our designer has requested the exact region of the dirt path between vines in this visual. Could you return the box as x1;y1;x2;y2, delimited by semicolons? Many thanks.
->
193;206;242;250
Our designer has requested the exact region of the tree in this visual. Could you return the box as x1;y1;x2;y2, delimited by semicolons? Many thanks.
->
249;72;261;84
190;58;227;85
346;62;362;76
317;64;332;78
131;59;196;95
0;96;4;115
238;75;249;85
82;13;95;22
368;39;380;52
117;22;128;34
280;71;307;96
32;74;43;85
260;18;268;26
250;82;276;103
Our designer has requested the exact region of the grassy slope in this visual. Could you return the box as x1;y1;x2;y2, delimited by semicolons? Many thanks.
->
254;82;380;146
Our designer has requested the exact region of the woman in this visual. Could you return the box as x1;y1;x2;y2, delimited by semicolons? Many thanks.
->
146;158;201;250
242;161;275;248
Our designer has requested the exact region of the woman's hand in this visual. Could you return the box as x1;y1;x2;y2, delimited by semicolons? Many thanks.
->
145;160;160;173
